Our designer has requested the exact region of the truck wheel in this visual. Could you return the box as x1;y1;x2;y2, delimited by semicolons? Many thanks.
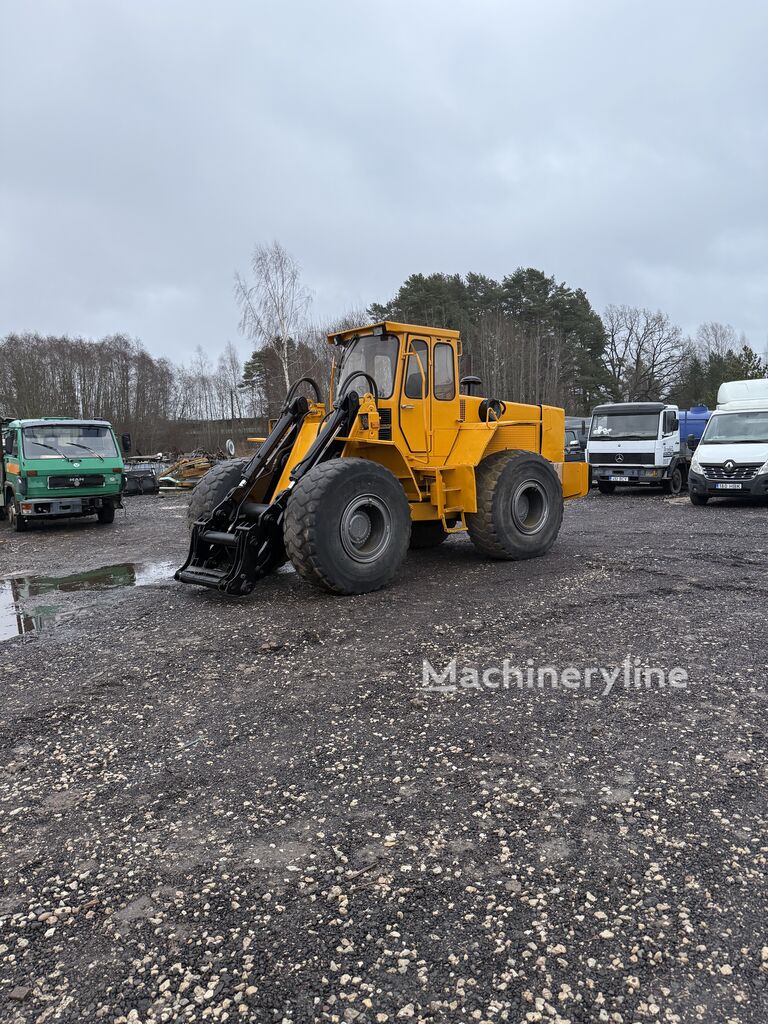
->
690;493;709;506
409;521;449;549
7;493;27;532
466;450;563;560
187;458;249;529
597;481;616;495
663;467;683;495
284;458;411;594
97;503;115;524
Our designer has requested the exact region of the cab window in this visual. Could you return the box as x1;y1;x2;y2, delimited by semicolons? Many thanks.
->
337;334;399;399
433;343;456;400
4;430;16;456
404;340;429;399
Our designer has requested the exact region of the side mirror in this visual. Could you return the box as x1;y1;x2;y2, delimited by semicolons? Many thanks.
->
121;432;132;453
663;412;678;435
687;433;698;450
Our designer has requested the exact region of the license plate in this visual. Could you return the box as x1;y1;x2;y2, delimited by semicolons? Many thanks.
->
609;476;626;482
715;482;742;490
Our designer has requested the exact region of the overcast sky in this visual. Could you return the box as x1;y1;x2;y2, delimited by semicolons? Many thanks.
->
2;0;767;362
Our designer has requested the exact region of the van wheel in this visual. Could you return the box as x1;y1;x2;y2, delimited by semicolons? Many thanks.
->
597;481;616;495
663;467;683;495
467;450;563;560
690;493;709;506
7;494;27;532
284;458;411;594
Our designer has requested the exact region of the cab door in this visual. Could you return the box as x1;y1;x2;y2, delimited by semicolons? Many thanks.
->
399;336;430;456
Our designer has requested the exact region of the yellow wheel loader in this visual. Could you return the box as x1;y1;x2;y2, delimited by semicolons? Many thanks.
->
176;323;589;596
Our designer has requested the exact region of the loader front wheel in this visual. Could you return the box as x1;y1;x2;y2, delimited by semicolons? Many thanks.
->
284;458;410;594
187;457;250;529
467;450;563;560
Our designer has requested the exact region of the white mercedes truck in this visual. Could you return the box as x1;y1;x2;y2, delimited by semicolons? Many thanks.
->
587;402;711;496
687;379;768;505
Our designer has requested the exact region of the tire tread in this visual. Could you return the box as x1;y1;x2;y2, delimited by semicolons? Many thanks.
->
466;449;563;559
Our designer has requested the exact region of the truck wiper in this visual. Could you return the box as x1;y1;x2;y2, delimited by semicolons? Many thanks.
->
28;441;74;462
65;442;104;461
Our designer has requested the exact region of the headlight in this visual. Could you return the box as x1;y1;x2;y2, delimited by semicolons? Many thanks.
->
757;459;768;476
690;454;703;473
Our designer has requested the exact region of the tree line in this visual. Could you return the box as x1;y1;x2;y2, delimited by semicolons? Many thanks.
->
0;333;253;454
1;243;765;454
238;245;765;417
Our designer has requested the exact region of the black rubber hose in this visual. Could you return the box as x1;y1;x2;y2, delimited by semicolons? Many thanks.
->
282;376;323;410
336;371;379;407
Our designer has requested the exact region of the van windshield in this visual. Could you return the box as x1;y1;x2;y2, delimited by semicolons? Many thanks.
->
590;412;659;441
337;334;399;399
22;424;118;459
700;411;768;444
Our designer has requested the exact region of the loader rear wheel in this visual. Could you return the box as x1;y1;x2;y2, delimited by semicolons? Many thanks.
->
466;450;563;560
284;458;410;594
187;457;250;529
409;520;450;549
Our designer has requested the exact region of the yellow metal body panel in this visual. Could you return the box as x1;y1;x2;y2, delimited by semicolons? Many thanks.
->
561;460;590;499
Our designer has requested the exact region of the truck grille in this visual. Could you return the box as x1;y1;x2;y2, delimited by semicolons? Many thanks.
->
701;464;761;481
588;452;655;466
47;474;105;489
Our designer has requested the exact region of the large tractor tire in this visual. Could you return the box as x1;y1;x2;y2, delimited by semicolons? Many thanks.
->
187;458;249;529
284;458;411;594
466;450;563;560
409;521;450;549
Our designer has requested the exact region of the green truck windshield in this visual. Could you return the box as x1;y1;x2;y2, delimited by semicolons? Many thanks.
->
22;424;118;459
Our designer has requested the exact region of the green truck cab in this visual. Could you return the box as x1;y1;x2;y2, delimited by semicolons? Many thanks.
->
0;418;125;531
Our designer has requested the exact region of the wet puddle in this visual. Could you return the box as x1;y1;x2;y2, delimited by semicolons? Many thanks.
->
0;561;176;643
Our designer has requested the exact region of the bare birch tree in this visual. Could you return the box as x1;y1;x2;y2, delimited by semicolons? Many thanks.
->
235;242;311;391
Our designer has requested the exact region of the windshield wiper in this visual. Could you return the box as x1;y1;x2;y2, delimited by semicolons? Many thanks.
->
65;442;105;461
27;441;74;462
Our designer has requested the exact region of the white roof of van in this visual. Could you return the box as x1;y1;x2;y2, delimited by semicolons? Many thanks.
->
717;379;768;409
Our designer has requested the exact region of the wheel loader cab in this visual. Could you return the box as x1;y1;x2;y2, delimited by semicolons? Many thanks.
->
333;325;462;462
176;320;589;597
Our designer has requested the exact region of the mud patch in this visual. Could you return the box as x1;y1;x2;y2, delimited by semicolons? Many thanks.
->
0;561;176;642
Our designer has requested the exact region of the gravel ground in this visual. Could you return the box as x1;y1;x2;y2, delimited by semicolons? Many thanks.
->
1;489;767;1024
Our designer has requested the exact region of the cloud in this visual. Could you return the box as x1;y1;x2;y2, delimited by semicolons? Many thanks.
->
2;0;766;361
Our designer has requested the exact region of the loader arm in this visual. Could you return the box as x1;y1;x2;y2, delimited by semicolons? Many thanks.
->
175;390;361;595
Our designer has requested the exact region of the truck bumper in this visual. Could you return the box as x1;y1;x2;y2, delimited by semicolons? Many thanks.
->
688;469;768;498
591;466;667;485
17;495;122;517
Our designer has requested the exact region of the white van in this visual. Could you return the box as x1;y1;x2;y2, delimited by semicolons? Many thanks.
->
688;379;768;505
